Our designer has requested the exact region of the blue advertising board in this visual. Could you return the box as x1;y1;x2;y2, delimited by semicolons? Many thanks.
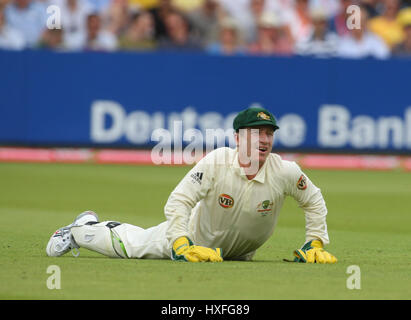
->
1;49;410;152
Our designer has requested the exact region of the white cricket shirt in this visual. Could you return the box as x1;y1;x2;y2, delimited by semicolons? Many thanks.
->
164;147;329;260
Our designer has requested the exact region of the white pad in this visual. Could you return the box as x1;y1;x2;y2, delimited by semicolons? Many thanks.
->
71;222;128;258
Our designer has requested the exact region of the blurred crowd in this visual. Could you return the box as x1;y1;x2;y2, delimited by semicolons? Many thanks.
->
1;0;411;58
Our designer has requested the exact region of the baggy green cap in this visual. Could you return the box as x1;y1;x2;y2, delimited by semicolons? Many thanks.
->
233;107;279;131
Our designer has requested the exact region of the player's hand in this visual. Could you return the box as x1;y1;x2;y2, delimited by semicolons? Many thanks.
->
292;240;337;264
172;236;223;262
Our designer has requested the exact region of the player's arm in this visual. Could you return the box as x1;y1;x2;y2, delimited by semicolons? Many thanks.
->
164;152;223;262
285;161;337;264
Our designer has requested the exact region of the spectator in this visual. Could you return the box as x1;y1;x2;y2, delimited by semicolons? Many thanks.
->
128;0;159;11
199;0;303;44
337;6;390;59
287;0;314;43
361;0;383;18
368;0;405;49
158;10;202;51
172;0;204;13
51;0;93;37
264;0;294;21
329;0;355;37
88;0;113;13
216;0;263;43
150;0;179;40
296;8;339;57
186;0;222;47
248;0;267;42
0;3;25;50
392;7;411;56
105;0;132;36
118;10;157;50
207;16;246;55
37;28;65;50
269;1;338;46
309;0;341;18
65;13;118;51
4;0;47;48
86;0;112;13
248;11;294;56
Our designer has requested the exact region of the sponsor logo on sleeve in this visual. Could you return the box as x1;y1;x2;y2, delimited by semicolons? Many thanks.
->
190;172;203;185
297;174;307;190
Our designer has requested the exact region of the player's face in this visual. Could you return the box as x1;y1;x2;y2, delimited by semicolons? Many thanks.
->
254;125;274;165
236;125;274;168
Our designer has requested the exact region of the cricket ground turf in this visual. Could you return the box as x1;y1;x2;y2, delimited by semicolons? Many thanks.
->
0;162;410;300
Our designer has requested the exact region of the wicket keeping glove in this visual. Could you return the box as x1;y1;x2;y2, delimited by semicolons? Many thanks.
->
292;240;337;264
172;236;223;262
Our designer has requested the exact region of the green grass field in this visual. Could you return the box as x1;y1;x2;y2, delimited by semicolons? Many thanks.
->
0;162;410;300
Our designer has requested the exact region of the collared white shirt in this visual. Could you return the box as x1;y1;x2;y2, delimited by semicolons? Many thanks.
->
296;31;339;58
5;2;47;48
337;32;390;60
0;25;25;50
164;147;329;259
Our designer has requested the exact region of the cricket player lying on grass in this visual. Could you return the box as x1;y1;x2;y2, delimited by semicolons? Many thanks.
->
46;107;337;264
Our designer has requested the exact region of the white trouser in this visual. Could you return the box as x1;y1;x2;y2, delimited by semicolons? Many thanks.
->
72;221;171;259
71;220;256;261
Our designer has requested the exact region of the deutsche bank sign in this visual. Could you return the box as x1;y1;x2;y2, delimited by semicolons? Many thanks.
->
1;50;410;152
90;100;411;150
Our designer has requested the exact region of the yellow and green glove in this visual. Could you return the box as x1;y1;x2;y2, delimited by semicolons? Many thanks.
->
292;240;337;264
172;236;223;262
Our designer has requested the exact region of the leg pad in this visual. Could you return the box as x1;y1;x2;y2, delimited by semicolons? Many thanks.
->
71;221;129;258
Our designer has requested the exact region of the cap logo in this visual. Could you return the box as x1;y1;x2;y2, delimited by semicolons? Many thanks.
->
257;112;270;121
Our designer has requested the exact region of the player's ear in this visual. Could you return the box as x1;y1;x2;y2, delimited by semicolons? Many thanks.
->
234;131;239;147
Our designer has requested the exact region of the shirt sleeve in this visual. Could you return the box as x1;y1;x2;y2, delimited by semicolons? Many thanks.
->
163;152;216;249
284;161;330;246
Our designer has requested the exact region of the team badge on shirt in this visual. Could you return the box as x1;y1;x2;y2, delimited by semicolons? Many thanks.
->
297;174;307;190
257;200;273;216
218;194;234;208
